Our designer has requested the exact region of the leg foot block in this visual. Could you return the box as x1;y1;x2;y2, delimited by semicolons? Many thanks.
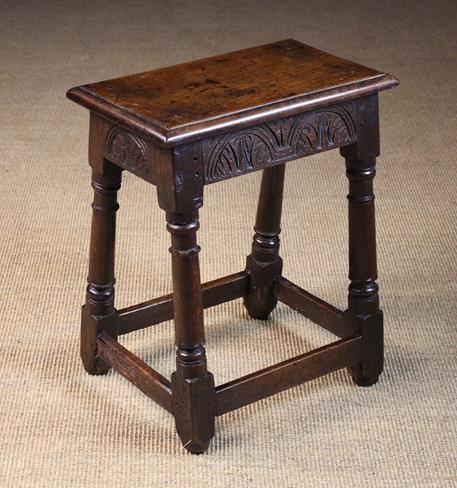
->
80;305;118;376
345;310;383;387
171;372;216;454
243;256;282;320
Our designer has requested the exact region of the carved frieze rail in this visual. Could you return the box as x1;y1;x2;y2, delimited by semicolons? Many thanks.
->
97;103;358;187
104;125;154;181
200;104;357;184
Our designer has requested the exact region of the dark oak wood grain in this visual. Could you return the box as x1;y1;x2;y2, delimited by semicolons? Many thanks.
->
274;277;353;339
244;164;285;319
215;336;362;415
97;332;173;413
117;271;249;335
341;94;384;386
80;161;122;376
67;39;398;146
167;211;216;454
68;40;398;453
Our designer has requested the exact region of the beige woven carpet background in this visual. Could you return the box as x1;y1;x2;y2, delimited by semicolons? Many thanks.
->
1;0;456;486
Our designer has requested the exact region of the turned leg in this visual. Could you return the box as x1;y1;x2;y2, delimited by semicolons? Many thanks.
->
81;162;122;375
244;164;285;319
344;155;383;386
167;211;215;454
341;96;383;386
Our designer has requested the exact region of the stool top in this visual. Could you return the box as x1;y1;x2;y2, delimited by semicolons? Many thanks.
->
67;39;398;147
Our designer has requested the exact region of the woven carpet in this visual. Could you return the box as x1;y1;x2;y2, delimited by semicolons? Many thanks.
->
1;0;456;486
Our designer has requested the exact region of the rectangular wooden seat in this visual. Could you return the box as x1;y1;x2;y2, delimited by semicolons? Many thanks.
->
67;39;397;146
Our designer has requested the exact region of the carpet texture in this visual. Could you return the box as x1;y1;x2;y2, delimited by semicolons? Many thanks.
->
1;0;456;486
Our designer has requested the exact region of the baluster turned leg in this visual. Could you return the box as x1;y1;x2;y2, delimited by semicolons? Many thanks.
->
168;211;215;454
81;162;122;375
342;95;383;386
244;164;285;319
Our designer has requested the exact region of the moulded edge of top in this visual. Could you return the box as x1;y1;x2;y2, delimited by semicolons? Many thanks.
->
66;73;399;148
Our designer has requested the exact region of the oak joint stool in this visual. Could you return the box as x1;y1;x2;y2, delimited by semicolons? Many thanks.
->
67;39;398;453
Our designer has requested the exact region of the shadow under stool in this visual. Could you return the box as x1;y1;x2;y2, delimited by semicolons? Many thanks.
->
67;39;398;453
